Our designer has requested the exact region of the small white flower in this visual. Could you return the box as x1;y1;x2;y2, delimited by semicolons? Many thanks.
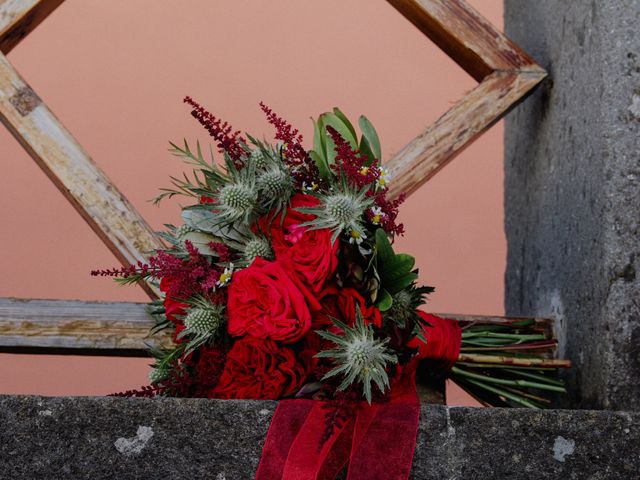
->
376;167;390;189
370;206;385;225
301;181;319;193
217;263;234;287
348;229;366;245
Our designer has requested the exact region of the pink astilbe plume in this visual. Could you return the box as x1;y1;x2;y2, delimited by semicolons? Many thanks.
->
184;96;246;164
259;102;319;186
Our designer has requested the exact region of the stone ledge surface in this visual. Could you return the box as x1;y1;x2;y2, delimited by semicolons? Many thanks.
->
1;395;638;479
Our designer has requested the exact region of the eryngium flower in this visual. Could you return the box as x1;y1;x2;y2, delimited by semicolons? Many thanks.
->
177;296;226;355
298;178;372;244
316;307;397;403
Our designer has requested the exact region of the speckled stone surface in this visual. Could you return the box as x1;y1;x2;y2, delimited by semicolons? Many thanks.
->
505;0;640;409
1;396;638;479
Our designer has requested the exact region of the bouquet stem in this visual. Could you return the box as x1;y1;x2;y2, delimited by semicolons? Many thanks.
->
448;318;571;408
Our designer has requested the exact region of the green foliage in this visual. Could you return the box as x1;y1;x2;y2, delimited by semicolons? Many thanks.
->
309;108;381;180
373;229;420;311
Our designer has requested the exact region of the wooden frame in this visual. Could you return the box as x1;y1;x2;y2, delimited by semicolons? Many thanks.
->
0;0;548;353
0;297;555;356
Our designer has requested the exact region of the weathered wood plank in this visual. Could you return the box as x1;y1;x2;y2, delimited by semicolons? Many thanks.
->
383;0;547;200
0;0;64;54
386;0;541;81
0;298;171;355
0;53;163;298
0;297;557;356
385;71;545;199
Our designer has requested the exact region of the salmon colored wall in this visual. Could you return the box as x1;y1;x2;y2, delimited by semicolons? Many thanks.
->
0;0;502;406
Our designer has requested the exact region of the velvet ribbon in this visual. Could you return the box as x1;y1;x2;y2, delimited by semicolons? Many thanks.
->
255;314;461;480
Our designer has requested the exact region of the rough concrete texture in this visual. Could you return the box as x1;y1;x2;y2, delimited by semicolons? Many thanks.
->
504;1;640;409
1;396;638;479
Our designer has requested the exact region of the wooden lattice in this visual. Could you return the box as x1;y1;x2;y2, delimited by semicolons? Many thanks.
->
0;0;546;354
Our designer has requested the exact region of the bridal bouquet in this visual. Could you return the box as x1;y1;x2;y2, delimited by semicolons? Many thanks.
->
94;99;569;409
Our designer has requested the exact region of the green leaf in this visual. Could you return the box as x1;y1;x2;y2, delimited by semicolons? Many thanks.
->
312;117;327;160
309;150;330;181
359;135;376;166
332;107;357;140
381;254;416;279
376;289;393;312
374;228;394;265
386;272;419;294
322;112;358;149
359;115;381;160
324;127;338;167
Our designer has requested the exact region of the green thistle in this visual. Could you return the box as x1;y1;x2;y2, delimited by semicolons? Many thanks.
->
225;233;274;267
217;181;258;223
148;366;169;384
316;308;397;403
249;148;269;169
243;236;273;264
174;224;195;239
177;296;225;355
298;177;372;245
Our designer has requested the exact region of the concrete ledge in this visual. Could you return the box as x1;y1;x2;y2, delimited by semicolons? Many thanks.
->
1;396;637;479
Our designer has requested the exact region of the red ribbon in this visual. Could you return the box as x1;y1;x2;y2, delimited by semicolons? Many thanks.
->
255;314;461;480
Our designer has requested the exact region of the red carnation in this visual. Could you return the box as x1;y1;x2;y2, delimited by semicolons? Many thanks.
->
227;258;319;343
213;337;308;399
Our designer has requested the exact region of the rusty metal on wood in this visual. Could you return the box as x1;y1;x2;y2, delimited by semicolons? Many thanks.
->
384;0;546;199
0;0;64;54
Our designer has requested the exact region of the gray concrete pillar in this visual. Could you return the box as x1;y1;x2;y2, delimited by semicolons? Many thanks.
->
504;0;640;409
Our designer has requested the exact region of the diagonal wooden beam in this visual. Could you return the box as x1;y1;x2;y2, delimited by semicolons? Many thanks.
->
0;0;64;54
386;71;543;199
0;52;163;297
384;0;546;199
0;297;556;356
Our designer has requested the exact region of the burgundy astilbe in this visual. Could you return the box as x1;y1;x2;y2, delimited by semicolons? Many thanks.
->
92;241;224;299
184;96;246;164
324;125;405;236
370;191;405;237
259;102;320;187
326;126;381;189
109;384;165;398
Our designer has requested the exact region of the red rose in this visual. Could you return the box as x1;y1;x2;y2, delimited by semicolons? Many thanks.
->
316;286;382;328
212;336;308;399
227;257;319;343
264;194;339;293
